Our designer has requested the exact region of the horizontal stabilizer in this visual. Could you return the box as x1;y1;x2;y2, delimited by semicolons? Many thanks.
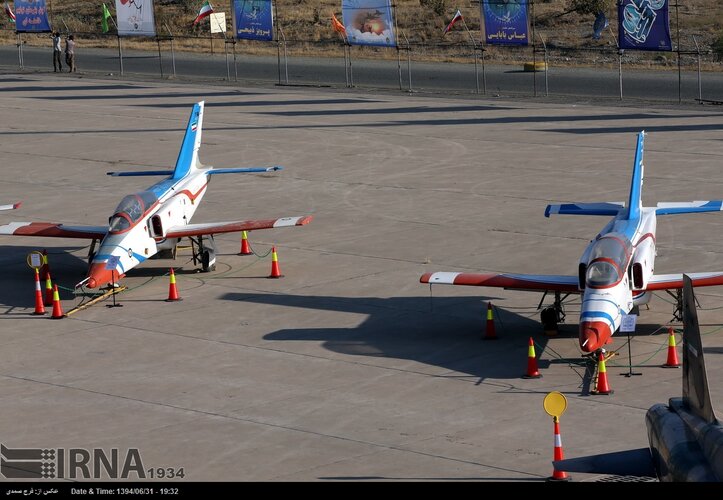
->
0;202;21;211
207;166;283;175
655;201;723;215
165;215;313;239
553;448;656;477
545;202;624;218
420;272;579;292
107;170;173;177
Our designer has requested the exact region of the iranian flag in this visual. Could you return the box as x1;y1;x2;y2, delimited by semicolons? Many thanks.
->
4;2;15;22
192;1;214;25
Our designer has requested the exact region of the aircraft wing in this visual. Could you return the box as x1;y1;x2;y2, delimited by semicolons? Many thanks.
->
165;216;313;239
0;222;107;239
420;272;580;292
0;202;21;211
645;272;723;291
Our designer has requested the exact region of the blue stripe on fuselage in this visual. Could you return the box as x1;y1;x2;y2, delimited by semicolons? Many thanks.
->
580;310;617;325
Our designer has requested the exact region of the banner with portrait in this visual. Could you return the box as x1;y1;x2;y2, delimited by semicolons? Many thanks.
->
114;0;156;37
618;0;672;51
14;0;51;33
232;0;273;41
482;0;529;46
342;0;396;47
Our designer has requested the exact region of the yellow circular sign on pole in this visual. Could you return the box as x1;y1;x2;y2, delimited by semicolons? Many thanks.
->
543;391;567;419
26;251;45;270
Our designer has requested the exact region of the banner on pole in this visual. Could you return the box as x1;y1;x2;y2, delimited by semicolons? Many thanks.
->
210;12;226;33
618;0;672;51
481;0;529;46
114;0;156;37
342;0;396;47
232;0;273;41
14;0;51;32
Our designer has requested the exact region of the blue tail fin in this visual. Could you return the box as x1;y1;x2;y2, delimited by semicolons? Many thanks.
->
172;101;205;180
623;131;645;220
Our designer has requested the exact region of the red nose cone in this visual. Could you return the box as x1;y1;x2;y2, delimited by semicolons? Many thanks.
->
85;263;120;289
579;321;611;352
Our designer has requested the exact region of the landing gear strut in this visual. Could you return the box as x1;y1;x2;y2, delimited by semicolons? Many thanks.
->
189;235;216;272
666;288;700;323
539;290;569;335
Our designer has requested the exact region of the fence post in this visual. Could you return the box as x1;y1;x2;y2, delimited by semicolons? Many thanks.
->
692;35;701;102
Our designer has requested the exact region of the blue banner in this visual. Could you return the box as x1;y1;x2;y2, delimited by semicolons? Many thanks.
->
342;0;396;47
14;0;51;32
482;0;528;45
232;0;274;41
618;0;672;51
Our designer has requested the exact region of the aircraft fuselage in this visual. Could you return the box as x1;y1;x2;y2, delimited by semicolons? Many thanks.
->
577;208;657;352
84;172;209;288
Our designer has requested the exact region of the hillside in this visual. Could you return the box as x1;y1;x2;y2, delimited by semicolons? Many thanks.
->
1;1;721;68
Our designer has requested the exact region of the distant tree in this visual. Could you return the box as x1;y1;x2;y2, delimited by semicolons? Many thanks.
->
714;33;723;62
568;0;614;16
420;0;447;17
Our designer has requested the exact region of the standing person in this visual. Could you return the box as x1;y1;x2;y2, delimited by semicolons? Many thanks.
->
64;34;76;73
51;32;62;72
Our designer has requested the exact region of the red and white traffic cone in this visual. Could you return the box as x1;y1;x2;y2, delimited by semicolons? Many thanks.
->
268;247;283;279
50;284;64;319
662;327;680;368
238;230;252;256
32;268;46;315
44;271;54;307
166;268;182;302
592;351;613;395
483;302;497;340
548;418;571;481
523;337;542;378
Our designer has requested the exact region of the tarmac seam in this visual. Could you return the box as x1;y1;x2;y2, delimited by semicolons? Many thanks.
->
0;372;544;480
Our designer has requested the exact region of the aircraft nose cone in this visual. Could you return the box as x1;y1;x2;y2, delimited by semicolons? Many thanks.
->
85;262;119;290
579;321;611;352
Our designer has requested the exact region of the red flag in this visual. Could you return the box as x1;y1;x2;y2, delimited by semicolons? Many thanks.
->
331;12;346;36
443;10;463;35
4;2;15;22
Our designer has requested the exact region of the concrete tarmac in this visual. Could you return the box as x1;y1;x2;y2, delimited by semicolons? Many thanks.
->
0;72;722;482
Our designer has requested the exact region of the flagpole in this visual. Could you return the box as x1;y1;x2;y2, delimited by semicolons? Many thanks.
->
106;4;123;76
460;16;479;94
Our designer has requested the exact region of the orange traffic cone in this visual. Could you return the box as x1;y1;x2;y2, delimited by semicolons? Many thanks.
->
663;327;680;368
523;337;542;378
548;418;571;481
50;284;64;319
592;351;613;395
483;302;497;340
166;268;182;302
44;271;54;306
268;246;283;279
32;268;46;315
238;231;252;256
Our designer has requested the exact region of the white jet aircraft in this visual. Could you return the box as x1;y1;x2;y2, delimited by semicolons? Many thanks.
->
0;101;312;289
421;131;723;353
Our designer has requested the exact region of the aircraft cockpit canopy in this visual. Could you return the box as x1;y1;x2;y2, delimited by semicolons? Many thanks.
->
586;235;632;288
108;191;158;233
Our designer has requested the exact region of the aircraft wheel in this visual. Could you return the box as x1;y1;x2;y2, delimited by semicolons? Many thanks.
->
541;307;558;330
201;250;216;272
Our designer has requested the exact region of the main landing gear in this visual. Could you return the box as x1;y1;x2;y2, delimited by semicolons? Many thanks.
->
539;290;570;335
189;235;217;272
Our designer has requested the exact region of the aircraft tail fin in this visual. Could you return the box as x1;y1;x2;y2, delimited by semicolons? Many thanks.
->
172;101;205;180
623;131;645;220
681;274;718;424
